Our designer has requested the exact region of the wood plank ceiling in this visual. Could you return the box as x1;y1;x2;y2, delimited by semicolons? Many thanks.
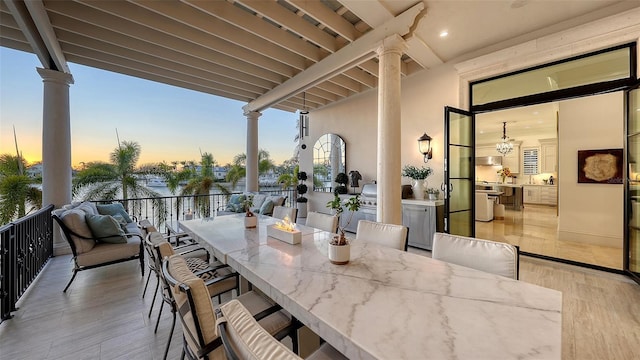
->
0;0;424;113
2;1;637;115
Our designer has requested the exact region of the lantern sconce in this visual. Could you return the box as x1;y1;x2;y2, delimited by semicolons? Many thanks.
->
418;133;433;163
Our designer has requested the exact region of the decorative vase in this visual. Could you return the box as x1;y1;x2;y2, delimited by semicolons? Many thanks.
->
501;175;506;184
244;213;257;228
428;193;438;200
328;241;350;265
412;179;426;200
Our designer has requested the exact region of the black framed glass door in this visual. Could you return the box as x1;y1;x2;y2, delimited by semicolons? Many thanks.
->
444;106;475;237
626;81;640;284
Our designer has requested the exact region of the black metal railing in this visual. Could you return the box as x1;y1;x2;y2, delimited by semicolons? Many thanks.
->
93;189;296;234
0;205;54;322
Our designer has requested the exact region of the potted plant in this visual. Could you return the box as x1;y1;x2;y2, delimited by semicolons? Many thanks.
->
402;165;433;200
326;194;360;264
243;196;257;228
334;172;349;195
426;188;439;200
296;171;308;218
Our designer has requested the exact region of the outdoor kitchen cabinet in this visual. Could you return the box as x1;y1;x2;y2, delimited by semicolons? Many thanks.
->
401;200;445;250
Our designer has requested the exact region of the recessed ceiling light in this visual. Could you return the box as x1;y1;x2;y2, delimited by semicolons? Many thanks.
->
533;111;539;115
439;30;448;38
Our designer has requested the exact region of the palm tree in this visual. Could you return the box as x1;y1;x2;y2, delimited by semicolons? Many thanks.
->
0;154;42;224
227;149;274;189
180;152;228;217
72;141;165;223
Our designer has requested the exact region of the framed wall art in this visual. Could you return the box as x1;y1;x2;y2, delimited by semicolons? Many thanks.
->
577;148;623;184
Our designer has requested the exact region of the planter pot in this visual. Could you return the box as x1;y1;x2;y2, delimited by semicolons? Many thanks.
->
328;241;350;265
296;202;308;218
428;194;438;200
412;179;428;200
244;215;257;228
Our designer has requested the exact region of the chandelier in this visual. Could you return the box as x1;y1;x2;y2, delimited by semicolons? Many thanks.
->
496;122;513;156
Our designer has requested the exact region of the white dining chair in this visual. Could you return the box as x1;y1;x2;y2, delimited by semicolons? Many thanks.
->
355;220;408;251
305;211;338;233
272;206;298;223
432;232;520;279
217;299;347;360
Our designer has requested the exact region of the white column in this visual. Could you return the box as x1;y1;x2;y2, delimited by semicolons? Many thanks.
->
376;35;406;225
37;67;74;255
244;110;261;192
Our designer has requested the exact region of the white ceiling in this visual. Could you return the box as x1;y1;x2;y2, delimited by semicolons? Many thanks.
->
1;0;638;114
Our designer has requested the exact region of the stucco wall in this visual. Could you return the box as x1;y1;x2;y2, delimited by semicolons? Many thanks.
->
558;92;624;248
302;64;459;213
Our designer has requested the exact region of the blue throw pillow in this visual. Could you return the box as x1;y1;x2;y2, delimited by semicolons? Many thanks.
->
225;194;246;212
96;203;133;223
259;200;274;215
86;214;128;244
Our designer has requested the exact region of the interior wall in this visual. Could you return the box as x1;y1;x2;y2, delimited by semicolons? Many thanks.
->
302;64;459;214
558;92;624;248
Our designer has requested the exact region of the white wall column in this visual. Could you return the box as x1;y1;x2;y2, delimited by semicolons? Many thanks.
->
376;35;406;225
244;110;261;192
37;67;74;255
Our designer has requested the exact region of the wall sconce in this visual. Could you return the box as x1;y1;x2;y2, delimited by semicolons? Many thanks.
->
418;133;433;163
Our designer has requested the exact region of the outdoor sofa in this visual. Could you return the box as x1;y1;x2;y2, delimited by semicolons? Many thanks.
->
216;193;286;217
52;201;144;292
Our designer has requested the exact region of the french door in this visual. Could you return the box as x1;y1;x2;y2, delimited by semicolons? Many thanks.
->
443;106;475;237
626;81;640;284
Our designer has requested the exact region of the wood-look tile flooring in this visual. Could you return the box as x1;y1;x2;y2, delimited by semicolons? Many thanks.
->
1;252;639;359
475;204;623;269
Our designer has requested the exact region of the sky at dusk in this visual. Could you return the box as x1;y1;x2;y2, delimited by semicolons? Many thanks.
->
0;47;298;168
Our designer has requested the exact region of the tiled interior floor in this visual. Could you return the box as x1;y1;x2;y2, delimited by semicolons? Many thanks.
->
475;204;623;269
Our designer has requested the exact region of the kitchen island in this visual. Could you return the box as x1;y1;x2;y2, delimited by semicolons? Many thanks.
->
476;182;524;210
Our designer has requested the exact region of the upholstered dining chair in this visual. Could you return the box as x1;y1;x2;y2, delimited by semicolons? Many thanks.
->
141;224;208;299
305;211;338;233
272;206;298;223
162;255;298;360
432;232;520;279
355;220;409;251
217;299;347;360
146;234;238;360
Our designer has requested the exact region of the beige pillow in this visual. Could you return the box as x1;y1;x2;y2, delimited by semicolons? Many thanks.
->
60;209;95;254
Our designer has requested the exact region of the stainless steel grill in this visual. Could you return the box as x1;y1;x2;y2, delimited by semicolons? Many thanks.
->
359;184;377;208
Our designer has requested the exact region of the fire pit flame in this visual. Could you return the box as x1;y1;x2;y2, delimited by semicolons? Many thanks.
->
274;215;296;232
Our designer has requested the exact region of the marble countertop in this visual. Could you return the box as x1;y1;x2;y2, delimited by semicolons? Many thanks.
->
179;214;321;263
186;215;563;359
476;182;523;188
401;199;444;206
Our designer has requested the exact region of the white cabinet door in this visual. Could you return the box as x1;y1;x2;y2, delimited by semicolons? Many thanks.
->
539;187;558;205
539;139;557;173
502;143;521;174
523;186;540;203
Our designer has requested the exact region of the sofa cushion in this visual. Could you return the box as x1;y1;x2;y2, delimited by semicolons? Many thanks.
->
266;195;285;207
86;214;128;244
225;194;246;212
76;236;141;267
259;200;275;215
59;209;96;254
97;203;133;223
251;194;267;209
76;202;98;216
